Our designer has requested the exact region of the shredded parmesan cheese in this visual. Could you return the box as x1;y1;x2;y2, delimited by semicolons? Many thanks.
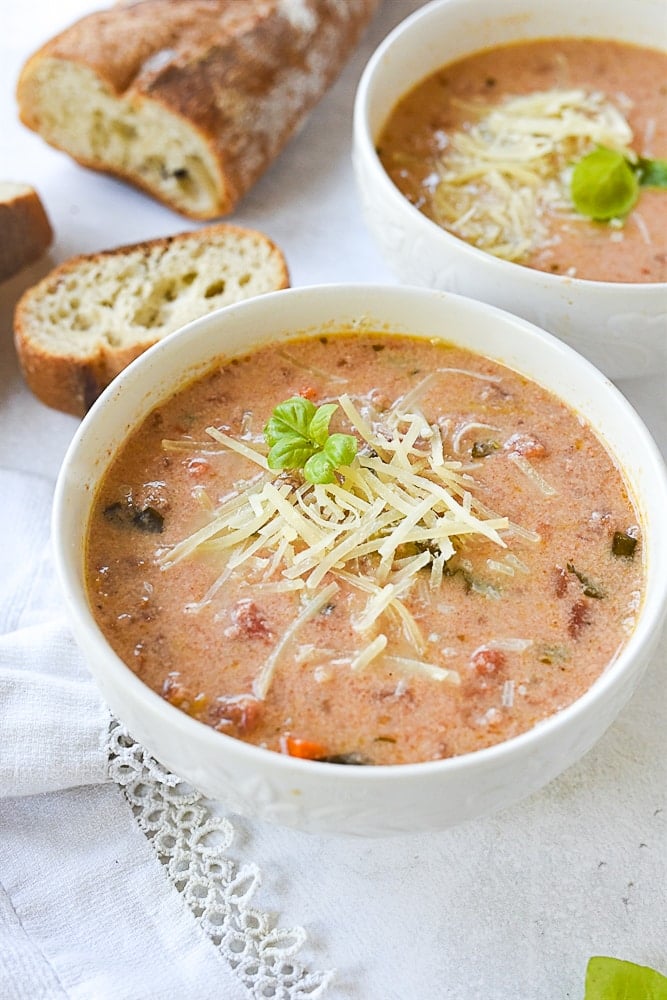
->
502;680;515;707
383;655;460;685
431;88;635;260
205;427;270;468
507;451;558;497
162;400;517;697
253;582;339;699
350;634;388;671
504;553;530;574
486;558;516;576
452;421;501;455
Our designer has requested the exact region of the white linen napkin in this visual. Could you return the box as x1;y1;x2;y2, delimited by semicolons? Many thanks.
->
1;786;245;1000
0;469;329;999
0;617;109;797
0;471;108;797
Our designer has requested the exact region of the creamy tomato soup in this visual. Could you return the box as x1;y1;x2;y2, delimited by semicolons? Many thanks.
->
86;333;643;765
377;39;667;282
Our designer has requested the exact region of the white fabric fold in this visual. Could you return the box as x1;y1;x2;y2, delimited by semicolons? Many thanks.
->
0;882;66;1000
0;785;246;1000
0;472;58;625
0;470;110;798
0;620;110;797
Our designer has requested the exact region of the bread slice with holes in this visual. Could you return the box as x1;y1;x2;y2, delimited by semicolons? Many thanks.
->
14;223;289;415
0;182;53;282
16;0;380;219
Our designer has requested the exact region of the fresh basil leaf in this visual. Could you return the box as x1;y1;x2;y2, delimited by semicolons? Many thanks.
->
323;433;358;468
308;403;338;447
637;156;667;189
304;451;336;484
571;147;639;220
264;397;358;481
267;436;318;471
584;956;667;1000
264;397;316;447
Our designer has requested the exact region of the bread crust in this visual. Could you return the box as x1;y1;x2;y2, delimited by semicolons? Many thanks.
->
0;184;53;282
17;0;380;218
14;223;290;417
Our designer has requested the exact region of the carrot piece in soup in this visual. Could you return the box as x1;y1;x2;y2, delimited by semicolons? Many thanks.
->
280;735;329;760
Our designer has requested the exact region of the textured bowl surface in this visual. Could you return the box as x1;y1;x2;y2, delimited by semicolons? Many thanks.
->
353;0;667;379
53;285;667;835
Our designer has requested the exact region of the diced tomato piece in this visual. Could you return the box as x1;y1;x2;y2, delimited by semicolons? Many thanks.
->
297;386;318;401
162;674;192;709
186;457;212;478
210;695;262;734
568;600;592;638
280;735;328;760
504;433;547;459
470;647;507;676
226;599;272;640
554;565;569;598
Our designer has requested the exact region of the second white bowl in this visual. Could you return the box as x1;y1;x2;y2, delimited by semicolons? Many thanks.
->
353;0;667;379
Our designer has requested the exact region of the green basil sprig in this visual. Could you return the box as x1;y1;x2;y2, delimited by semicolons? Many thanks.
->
571;147;667;221
264;397;358;484
637;155;667;189
584;956;667;1000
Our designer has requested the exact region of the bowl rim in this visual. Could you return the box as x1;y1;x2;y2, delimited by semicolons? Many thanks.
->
353;0;667;293
52;282;667;784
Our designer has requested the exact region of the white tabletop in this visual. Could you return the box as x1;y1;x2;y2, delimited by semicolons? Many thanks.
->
1;3;665;998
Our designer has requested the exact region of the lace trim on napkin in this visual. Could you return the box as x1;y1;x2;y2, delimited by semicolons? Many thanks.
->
107;721;333;999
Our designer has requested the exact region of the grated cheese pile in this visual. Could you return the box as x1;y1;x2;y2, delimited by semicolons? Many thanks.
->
160;394;510;698
431;88;634;260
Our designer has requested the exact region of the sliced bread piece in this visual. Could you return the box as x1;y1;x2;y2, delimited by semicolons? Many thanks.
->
14;223;289;416
16;0;380;219
0;182;53;282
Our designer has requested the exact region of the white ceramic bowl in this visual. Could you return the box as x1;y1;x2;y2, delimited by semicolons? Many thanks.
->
53;284;667;836
353;0;667;380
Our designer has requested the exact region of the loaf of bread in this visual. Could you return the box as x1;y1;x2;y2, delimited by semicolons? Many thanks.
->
16;0;380;219
14;224;289;416
0;182;53;282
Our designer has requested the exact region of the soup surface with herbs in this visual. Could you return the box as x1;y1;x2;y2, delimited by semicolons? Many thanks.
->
377;38;667;282
86;332;644;765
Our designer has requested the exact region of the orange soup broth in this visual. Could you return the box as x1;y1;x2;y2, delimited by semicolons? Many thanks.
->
378;39;667;282
86;333;644;764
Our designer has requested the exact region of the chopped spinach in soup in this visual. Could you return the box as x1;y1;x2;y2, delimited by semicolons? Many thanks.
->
86;333;643;764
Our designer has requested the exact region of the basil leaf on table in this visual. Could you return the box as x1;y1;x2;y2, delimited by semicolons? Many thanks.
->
584;956;667;1000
